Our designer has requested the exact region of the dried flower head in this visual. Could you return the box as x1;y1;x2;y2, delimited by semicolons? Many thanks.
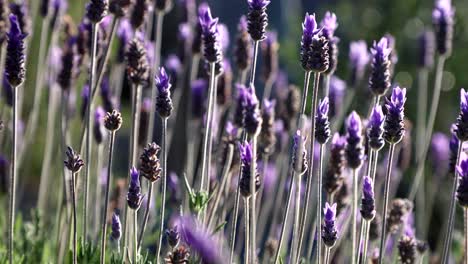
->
104;110;123;131
398;235;417;264
64;146;84;173
139;142;162;182
127;167;143;210
387;198;412;234
246;0;270;41
324;133;346;195
86;0;108;23
384;86;406;144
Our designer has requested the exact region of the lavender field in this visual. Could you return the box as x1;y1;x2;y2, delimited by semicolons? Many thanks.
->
0;0;466;263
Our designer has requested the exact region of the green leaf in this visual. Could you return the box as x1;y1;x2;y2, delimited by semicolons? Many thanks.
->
212;221;227;235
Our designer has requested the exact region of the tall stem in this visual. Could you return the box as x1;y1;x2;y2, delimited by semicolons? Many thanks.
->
297;72;321;257
358;149;375;264
324;247;331;264
71;172;78;264
408;56;446;200
147;13;164;143
100;131;116;264
323;74;330;98
249;41;259;85
244;198;250;264
291;173;303;264
378;144;396;264
315;144;325;264
352;168;358;264
133;210;138;263
274;172;297;264
7;84;18;264
442;142;463;263
137;182;153;249
156;118;168;264
84;23;100;241
465;208;468;264
250;136;258;263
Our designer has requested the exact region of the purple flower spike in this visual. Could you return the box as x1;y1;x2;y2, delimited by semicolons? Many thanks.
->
367;106;385;151
322;202;338;248
234;84;248;127
431;132;450;176
329;76;346;118
111;212;122;241
86;0;108;23
455;89;468;141
324;133;346;195
345;111;364;169
449;125;459;174
433;0;454;56
315;97;331;144
301;13;329;72
302;13;319;40
369;37;392;96
191;79;207;120
349;40;370;87
384;86;406;144
93;106;106;145
243;85;262;136
320;11;338;38
418;30;435;68
320;12;339;75
457;156;468;207
246;0;270;41
361;176;376;220
155;67;173;118
127;167;143;210
199;5;222;63
239;141;260;197
5;14;27;87
292;130;308;174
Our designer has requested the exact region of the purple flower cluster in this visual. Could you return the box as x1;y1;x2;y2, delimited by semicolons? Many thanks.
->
155;67;173;118
384;86;406;144
127;167;143;210
369;37;392;96
315;97;331;144
345;111;364;169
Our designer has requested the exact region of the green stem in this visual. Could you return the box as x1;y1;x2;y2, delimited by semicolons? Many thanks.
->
351;168;359;264
324;247;331;264
244;198;250;264
156;118;168;264
250;136;258;263
316;144;325;264
137;182;153;249
7;84;18;264
71;172;78;264
249;41;259;85
133;210;138;263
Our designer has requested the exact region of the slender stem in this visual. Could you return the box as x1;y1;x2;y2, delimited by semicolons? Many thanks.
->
408;55;446;200
465;208;468;264
297;72;321;257
249;41;259;85
262;76;275;101
229;132;247;263
156;118;168;264
100;131;116;264
358;149;375;264
352;168;358;264
323;74;331;98
7;84;18;264
133;210;138;263
291;173;302;264
442;142;463;263
199;63;216;191
274;171;297;264
357;220;366;264
378;144;396;264
205;73;218;202
94;145;104;239
315;144;325;264
147;13;164;143
84;23;100;242
362;221;371;263
71;172;78;264
244;198;250;264
240;69;248;85
137;183;153;249
250;136;258;263
324;247;331;264
416;69;428;163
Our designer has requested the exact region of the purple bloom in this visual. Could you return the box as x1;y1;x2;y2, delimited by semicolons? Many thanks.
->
324;133;346;195
9;2;30;36
320;11;338;38
199;5;222;63
322;202;338;247
155;67;173;118
191;79;207;119
345;111;364;169
243;85;262;136
292;130;308;174
449;125;459;174
93;106;106;144
457;156;468;207
430;132;450;176
367;106;385;151
127;167;143;210
100;77;115;112
217;23;230;52
369;37;392;96
111;212;122;241
246;0;270;41
349;40;370;87
455;89;468;141
58;36;77;91
239;141;261;197
384;86;406;144
360;176;376;220
432;0;454;56
301;13;328;72
315;97;331;144
5;14;27;87
234;84;248;127
86;0;108;23
418;30;435;68
329;76;346;118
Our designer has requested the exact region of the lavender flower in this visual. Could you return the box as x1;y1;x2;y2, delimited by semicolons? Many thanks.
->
58;36;77;90
292;130;308;174
100;77;115;113
239;141;261;197
246;0;270;41
349;40;370;87
9;2;30;36
418;30;435;68
165;226;180;248
322;202;338;247
455;89;468;141
139;142;161;182
155;67;173;118
320;11;339;75
216;59;232;106
449;125;459;174
369;37;392;96
345;111;364;169
456;157;468;207
243;85;262;136
324;133;346;195
383;86;406;144
199;6;222;64
138;98;151;147
315;97;331;144
126;37;149;85
80;85;90;120
261;31;278;81
130;0;148;30
234;84;248;127
191;79;207;120
367;106;385;151
116;19;132;63
259;99;276;155
432;0;454;56
93;107;106;145
360;176;376;220
155;0;173;13
430;132;450;176
127;167;143;210
220;122;240;171
398;235;417;264
301;13;329;72
86;0;108;23
234;16;252;72
177;23;191;64
109;0;132;17
64;146;84;173
110;212;122;241
104;109;123;131
5;14;26;87
328;76;345;118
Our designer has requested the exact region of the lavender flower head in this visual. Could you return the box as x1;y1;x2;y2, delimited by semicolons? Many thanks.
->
432;0;454;56
383;86;406;144
234;16;252;71
360;176;376;220
139;142;161;182
239;141;261;197
367;105;385;151
86;0;108;23
430;132;450;176
449;125;459;174
301;13;329;72
349;40;370;87
9;2;30;36
127;167;143;210
117;19;133;63
126;36;149;85
345;111;364;169
246;0;270;41
320;11;338;38
155;67;173;118
369;37;392;96
320;12;339;75
456;157;468;207
418;30;435;68
111;212;122;241
322;202;338;248
324;133;346;195
64;146;84;173
398;235;417;264
199;6;222;64
5;14;27;87
329;76;346;118
243;85;262;136
234;84;248;127
455;89;468;141
315;97;331;144
165;226;180;248
292;130;308;174
93;106;106;145
104;109;123;131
